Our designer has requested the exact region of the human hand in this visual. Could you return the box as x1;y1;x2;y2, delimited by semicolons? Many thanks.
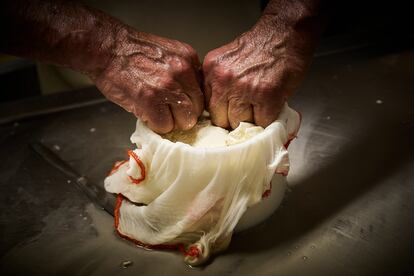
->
91;27;204;134
203;17;316;129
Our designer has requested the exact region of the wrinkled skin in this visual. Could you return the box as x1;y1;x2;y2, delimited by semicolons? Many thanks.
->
90;28;204;134
2;0;320;133
1;0;204;134
203;16;317;129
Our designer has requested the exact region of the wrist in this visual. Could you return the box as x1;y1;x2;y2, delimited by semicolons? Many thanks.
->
260;0;321;32
247;12;319;59
78;19;126;80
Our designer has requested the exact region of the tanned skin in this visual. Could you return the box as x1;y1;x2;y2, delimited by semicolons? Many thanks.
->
1;0;204;134
203;0;322;128
1;0;321;133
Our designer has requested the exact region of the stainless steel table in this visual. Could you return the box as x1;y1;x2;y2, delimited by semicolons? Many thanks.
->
1;45;413;275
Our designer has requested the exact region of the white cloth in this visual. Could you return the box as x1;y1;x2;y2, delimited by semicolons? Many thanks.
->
104;103;300;265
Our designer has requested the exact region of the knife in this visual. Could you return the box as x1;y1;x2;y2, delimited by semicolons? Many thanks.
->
29;142;115;215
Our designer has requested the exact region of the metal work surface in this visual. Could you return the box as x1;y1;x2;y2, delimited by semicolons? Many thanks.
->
1;48;413;275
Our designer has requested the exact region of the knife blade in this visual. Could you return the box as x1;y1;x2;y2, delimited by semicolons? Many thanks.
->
29;142;115;215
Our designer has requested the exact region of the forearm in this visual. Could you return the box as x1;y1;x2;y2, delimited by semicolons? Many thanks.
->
0;0;123;76
261;0;321;33
254;0;323;55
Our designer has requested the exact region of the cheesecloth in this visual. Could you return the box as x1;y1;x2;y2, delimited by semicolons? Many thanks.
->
104;103;300;265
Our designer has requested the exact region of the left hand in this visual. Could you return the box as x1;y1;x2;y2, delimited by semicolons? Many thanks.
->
203;18;316;129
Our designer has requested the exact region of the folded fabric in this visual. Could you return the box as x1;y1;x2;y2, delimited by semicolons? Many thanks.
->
104;103;301;265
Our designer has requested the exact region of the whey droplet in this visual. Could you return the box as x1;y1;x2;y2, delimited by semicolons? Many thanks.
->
121;260;133;269
77;176;87;186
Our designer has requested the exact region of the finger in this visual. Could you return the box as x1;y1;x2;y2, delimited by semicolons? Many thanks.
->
201;54;216;107
251;79;288;128
203;82;212;110
228;98;253;129
208;84;229;128
194;90;205;117
141;104;174;134
253;101;284;128
177;69;204;117
189;51;202;70
161;89;199;130
182;43;201;70
169;95;198;131
171;59;204;117
184;84;204;117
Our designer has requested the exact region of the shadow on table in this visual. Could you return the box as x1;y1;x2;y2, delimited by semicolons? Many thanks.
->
228;112;413;255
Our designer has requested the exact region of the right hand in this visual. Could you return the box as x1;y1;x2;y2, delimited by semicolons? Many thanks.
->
90;27;204;134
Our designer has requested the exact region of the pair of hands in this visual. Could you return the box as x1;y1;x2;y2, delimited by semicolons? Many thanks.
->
92;20;314;134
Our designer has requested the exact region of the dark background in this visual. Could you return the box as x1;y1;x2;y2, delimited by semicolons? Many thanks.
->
1;1;413;275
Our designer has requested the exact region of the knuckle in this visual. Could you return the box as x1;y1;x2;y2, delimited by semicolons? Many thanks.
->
215;66;235;81
158;76;176;90
203;52;219;71
283;57;308;80
180;60;193;74
170;58;192;76
231;100;249;113
142;89;160;104
209;90;228;105
254;81;274;94
182;43;197;58
236;77;250;88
